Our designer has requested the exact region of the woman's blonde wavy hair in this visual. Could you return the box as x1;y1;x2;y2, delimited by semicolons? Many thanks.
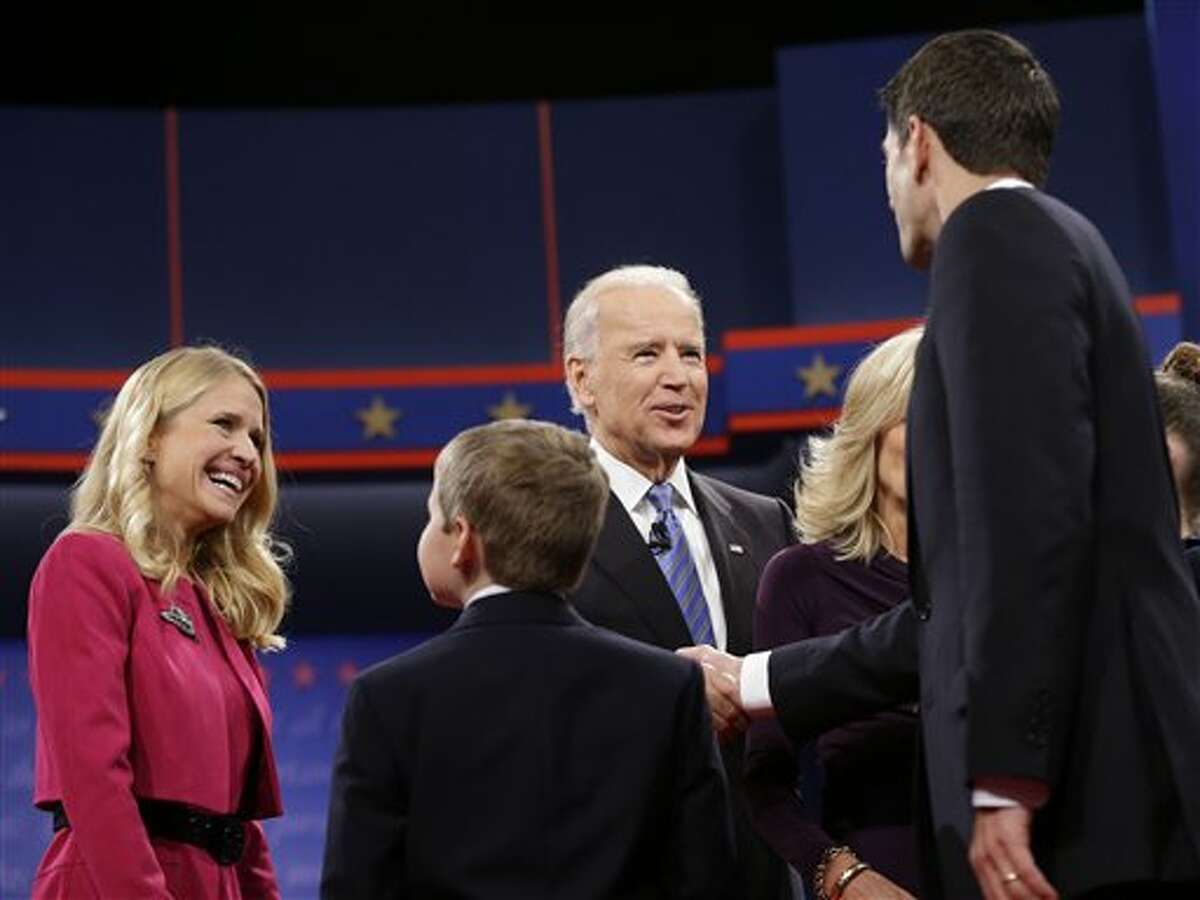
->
794;326;923;562
69;346;290;649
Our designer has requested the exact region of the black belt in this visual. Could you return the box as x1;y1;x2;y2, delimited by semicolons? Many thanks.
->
51;799;247;866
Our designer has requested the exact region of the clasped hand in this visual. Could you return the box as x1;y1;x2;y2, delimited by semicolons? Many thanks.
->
676;645;749;742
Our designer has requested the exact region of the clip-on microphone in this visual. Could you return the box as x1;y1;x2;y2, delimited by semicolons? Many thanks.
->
648;520;671;555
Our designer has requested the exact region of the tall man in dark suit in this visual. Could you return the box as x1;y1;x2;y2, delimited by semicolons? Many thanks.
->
563;265;796;899
320;420;735;899
683;31;1200;900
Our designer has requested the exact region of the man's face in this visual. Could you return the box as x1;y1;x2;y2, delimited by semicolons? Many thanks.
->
571;285;708;481
883;125;938;270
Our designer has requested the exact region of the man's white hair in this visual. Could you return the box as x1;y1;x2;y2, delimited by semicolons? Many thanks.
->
562;264;706;415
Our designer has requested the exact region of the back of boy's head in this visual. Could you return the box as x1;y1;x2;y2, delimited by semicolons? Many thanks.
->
435;420;610;594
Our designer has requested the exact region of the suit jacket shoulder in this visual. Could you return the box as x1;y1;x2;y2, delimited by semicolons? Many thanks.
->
357;592;698;697
690;470;791;520
36;529;145;593
689;471;795;654
322;590;737;899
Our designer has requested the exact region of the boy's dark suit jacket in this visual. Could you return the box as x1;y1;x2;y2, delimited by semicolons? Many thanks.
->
569;471;796;899
767;188;1200;898
320;590;736;900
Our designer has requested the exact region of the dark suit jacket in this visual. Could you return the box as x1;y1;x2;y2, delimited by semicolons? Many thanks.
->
770;188;1200;898
569;470;796;900
320;590;736;900
1184;542;1200;593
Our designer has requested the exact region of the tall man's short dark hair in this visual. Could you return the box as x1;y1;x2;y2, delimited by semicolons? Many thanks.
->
880;29;1061;188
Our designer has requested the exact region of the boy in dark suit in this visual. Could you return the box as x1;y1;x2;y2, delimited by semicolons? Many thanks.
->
320;419;735;900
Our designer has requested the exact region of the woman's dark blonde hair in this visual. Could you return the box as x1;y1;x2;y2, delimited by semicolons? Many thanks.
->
1157;342;1200;536
794;327;923;561
69;346;290;649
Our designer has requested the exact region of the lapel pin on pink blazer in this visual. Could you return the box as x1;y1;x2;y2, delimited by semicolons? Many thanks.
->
160;605;198;641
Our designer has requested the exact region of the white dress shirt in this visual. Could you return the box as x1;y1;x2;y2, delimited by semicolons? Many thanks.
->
463;583;513;607
984;176;1034;191
591;441;728;650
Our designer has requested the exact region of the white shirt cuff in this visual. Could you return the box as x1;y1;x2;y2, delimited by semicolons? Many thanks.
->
972;776;1048;809
739;650;775;718
971;788;1022;809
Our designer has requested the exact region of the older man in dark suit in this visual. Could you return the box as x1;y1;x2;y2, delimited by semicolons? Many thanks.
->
563;264;796;900
683;31;1200;900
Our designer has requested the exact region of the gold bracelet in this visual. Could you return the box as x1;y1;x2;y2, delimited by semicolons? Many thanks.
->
812;845;855;900
830;860;872;900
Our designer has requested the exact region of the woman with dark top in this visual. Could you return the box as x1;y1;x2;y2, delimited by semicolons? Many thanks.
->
1157;342;1200;544
26;347;289;899
746;327;922;900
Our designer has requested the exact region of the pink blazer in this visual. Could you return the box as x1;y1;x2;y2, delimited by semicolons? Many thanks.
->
27;531;283;899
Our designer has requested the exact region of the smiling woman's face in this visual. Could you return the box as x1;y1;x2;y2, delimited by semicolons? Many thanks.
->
147;374;265;541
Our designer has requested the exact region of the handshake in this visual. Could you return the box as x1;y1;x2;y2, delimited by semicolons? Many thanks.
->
676;645;757;743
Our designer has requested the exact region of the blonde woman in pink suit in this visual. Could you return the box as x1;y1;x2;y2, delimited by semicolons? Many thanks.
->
27;346;289;899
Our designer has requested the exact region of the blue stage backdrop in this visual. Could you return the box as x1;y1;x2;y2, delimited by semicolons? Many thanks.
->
2;14;1188;476
776;15;1176;327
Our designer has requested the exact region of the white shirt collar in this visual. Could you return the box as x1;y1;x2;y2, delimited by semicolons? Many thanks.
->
463;583;512;607
984;176;1035;191
590;439;698;516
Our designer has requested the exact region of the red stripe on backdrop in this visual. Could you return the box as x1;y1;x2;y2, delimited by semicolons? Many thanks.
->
2;358;724;390
2;370;130;389
8;291;1174;392
1135;293;1181;315
723;318;924;350
729;409;840;432
276;450;441;470
1;443;732;473
2;363;567;390
0;452;90;472
261;362;564;389
163;108;185;348
689;436;730;456
537;101;564;363
0;450;443;473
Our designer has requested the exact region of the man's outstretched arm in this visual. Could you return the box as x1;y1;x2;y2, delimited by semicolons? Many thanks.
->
679;599;920;744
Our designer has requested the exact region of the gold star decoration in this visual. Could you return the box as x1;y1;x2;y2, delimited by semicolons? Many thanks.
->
356;395;402;439
797;353;842;398
488;390;532;421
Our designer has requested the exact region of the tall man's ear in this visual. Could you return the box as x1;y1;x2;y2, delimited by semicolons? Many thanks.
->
566;357;594;410
908;115;935;183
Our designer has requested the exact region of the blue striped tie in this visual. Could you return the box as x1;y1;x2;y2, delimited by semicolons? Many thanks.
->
646;483;715;646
